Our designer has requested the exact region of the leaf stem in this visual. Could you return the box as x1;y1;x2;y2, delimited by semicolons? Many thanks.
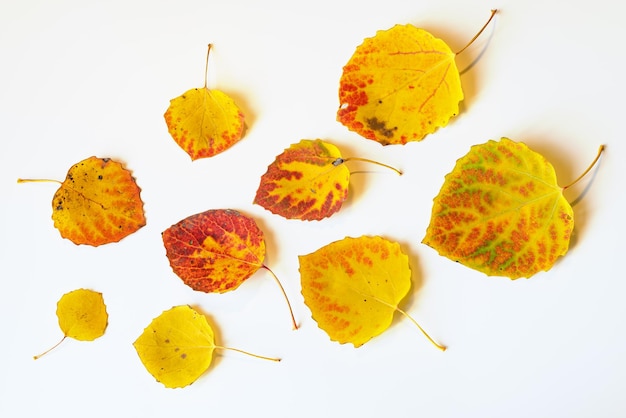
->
17;178;62;184
396;307;447;351
455;9;498;55
215;345;281;362
562;145;605;190
342;157;403;175
204;43;213;89
33;336;67;360
262;265;299;330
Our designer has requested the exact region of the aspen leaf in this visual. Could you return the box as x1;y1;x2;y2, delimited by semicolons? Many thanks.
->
18;156;146;246
423;138;604;279
162;209;297;329
133;305;280;389
299;236;444;350
164;44;245;160
337;10;497;145
34;289;108;359
254;139;401;221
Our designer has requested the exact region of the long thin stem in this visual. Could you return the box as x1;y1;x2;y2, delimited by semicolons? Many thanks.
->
262;265;299;330
342;157;403;175
33;336;66;360
215;345;281;362
17;178;62;184
456;9;498;55
562;145;605;190
204;43;213;88
396;307;447;351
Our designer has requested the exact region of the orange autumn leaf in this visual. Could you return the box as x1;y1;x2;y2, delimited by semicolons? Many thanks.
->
164;44;245;160
423;138;604;279
18;157;146;246
162;209;297;328
299;236;444;349
337;10;497;145
254;139;401;220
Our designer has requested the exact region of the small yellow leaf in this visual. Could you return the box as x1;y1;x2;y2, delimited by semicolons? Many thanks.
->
34;289;108;359
164;45;245;160
133;305;216;388
57;289;108;341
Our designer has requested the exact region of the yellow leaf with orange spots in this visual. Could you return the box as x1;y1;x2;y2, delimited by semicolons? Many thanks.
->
423;138;604;279
337;11;496;145
19;157;146;246
164;45;245;160
299;236;416;347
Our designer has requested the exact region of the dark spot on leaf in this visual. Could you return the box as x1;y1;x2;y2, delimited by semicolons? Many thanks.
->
98;175;103;180
181;353;187;359
332;158;344;166
366;117;397;139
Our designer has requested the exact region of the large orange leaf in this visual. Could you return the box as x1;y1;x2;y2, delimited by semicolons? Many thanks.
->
337;11;496;145
254;139;400;220
423;138;603;279
164;45;245;160
52;157;145;246
299;236;444;349
20;157;146;246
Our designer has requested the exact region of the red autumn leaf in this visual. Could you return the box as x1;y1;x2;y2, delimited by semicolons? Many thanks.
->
162;209;297;328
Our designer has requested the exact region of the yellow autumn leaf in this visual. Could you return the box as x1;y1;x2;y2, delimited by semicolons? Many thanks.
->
164;44;245;160
299;236;444;349
34;289;108;359
133;305;280;388
423;138;604;279
337;10;497;145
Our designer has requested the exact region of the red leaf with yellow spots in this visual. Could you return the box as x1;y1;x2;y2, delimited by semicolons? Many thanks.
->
299;236;444;349
162;209;298;328
254;139;401;221
18;157;146;246
337;11;497;145
423;138;604;279
162;209;266;293
164;45;245;160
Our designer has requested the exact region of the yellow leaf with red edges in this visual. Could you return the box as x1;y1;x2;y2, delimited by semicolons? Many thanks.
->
34;289;108;359
163;46;245;160
162;209;265;293
50;157;145;246
133;305;216;388
253;139;350;221
337;24;462;145
299;236;411;347
337;11;497;145
423;138;575;279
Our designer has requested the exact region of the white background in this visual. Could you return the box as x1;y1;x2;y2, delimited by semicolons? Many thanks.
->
1;0;624;417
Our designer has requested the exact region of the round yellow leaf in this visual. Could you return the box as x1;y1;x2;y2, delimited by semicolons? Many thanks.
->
133;305;216;388
57;289;108;341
